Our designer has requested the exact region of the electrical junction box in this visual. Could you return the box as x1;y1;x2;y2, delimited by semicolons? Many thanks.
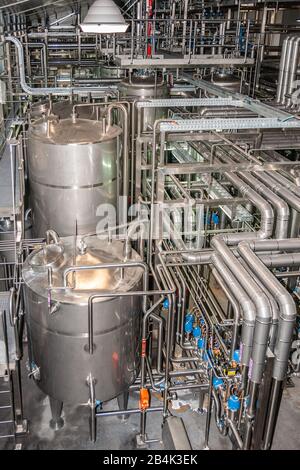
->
0;80;6;104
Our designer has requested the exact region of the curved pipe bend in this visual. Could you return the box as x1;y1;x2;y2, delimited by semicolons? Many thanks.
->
237;241;297;382
212;235;272;384
179;171;274;263
211;253;255;368
6;36;116;97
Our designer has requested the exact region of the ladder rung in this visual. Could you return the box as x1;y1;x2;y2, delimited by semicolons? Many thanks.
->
0;391;10;394
0;434;15;439
0;420;13;424
0;405;11;409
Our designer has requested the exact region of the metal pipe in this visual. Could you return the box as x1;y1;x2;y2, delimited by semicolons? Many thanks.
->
286;37;300;107
211;236;272;386
280;36;296;105
96;406;163;417
238;241;297;448
239;258;279;352
262;379;283;449
238;241;297;382
276;36;290;104
260;252;300;268
211;254;255;369
211;268;241;359
203;369;213;449
6;36;116;96
254;171;300;213
238;173;289;239
268;170;300;198
174;146;274;263
215;146;289;239
227;418;243;449
108;103;129;229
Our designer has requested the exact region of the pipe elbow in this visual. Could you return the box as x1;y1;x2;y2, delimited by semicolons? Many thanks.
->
276;202;290;219
241;299;256;325
277;296;297;321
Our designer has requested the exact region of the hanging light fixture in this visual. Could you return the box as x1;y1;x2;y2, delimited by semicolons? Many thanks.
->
80;0;129;33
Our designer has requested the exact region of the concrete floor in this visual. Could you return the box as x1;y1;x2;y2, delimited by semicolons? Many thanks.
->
1;364;299;450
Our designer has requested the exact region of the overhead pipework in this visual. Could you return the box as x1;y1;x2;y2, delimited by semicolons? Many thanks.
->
0;0;300;453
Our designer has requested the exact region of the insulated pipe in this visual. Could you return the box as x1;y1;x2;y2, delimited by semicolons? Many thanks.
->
267;170;300;198
6;36;116;96
211;254;255;369
211;236;272;385
239;258;279;352
215;149;289;239
281;36;296;105
254;171;300;213
286;37;300;107
289;209;300;240
162;139;275;262
237;173;289;239
238;241;297;381
178;170;274;264
204;241;300;446
238;240;297;449
173;138;275;264
260;252;300;268
248;238;300;252
212;173;274;245
276;37;290;104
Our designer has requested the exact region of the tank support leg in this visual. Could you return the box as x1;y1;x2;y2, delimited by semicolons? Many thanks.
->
117;391;129;421
49;397;64;430
87;374;97;442
136;410;148;447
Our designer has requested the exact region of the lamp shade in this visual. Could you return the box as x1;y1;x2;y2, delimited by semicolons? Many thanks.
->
80;0;129;33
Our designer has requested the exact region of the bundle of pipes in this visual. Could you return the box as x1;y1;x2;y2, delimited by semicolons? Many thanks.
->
166;218;299;449
158;135;300;449
276;35;300;108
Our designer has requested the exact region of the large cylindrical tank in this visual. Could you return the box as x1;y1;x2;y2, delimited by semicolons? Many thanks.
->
27;118;121;238
119;75;169;131
22;236;143;404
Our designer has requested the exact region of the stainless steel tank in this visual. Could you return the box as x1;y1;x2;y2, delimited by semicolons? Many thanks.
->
22;235;143;405
27;118;121;238
205;70;242;93
101;65;125;79
119;75;169;131
29;100;102;123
